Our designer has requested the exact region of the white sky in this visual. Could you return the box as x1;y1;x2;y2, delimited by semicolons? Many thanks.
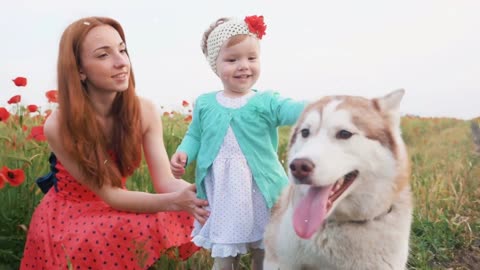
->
1;0;479;119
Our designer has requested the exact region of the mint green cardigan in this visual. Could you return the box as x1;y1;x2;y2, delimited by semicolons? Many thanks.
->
177;90;306;208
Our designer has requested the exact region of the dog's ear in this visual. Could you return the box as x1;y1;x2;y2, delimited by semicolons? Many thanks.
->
377;89;405;112
374;89;405;130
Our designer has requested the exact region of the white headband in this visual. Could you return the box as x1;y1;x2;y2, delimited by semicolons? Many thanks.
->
206;15;266;73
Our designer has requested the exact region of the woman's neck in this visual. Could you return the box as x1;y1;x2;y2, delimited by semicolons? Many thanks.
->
88;91;117;117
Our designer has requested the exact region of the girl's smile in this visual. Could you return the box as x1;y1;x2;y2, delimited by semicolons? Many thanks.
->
215;35;260;97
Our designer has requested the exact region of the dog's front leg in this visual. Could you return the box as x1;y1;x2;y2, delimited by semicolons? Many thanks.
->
263;258;281;270
264;260;305;270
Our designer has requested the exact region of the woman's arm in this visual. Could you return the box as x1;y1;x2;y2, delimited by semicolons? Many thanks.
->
139;98;193;193
139;98;209;222
44;108;208;221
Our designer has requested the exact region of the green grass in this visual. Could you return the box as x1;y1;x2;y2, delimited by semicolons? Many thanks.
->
1;110;479;269
404;117;480;269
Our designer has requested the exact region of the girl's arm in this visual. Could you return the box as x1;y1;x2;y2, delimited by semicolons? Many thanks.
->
176;97;202;166
270;91;307;126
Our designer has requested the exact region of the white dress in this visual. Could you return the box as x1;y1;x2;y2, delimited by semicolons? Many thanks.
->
192;91;270;258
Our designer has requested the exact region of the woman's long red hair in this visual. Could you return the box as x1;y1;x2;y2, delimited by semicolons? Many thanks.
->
57;17;142;188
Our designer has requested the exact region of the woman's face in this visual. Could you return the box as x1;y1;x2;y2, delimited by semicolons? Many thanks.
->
79;25;130;94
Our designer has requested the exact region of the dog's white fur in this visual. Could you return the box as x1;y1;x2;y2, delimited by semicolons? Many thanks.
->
264;90;412;270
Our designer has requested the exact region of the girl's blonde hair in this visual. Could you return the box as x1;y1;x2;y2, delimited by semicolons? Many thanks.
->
201;17;249;57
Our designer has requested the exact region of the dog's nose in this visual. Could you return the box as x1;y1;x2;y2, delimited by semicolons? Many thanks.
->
289;158;314;183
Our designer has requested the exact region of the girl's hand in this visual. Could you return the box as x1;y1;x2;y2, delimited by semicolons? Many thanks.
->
174;184;209;225
170;152;187;179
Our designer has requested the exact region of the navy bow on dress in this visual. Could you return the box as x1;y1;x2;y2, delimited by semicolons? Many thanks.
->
35;153;59;194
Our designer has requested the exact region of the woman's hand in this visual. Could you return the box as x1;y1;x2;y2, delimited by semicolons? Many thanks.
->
170;152;188;179
173;184;209;225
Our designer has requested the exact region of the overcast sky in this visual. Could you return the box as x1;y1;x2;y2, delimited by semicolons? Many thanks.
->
1;0;479;119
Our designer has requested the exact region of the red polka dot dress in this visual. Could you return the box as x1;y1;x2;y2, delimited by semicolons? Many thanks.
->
21;155;199;269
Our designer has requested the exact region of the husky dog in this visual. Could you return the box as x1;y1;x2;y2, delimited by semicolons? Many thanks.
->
264;90;412;270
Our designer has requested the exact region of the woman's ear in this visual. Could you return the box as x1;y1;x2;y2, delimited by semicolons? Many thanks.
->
79;69;87;82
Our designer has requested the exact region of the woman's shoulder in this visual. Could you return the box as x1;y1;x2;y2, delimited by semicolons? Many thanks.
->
137;97;160;133
43;109;60;140
43;109;68;154
138;96;156;111
138;96;156;117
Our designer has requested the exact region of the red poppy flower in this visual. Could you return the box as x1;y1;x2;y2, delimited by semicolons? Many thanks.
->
184;115;192;122
12;77;27;87
0;177;5;189
0;107;10;122
244;15;267;39
0;166;26;187
7;95;21;104
46;90;58;103
27;125;47;142
27;104;39;113
182;100;190;107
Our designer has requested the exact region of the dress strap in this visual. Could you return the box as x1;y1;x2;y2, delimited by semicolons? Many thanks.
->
35;153;59;194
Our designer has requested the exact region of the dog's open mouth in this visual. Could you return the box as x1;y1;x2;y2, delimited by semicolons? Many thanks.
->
326;170;359;210
293;170;359;239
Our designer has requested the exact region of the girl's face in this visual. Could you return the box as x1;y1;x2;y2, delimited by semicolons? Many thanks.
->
79;25;130;95
215;36;260;97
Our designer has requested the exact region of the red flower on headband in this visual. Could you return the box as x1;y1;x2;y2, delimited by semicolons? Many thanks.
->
245;15;267;39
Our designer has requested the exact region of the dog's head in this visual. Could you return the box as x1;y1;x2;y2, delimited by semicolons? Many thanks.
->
288;89;410;239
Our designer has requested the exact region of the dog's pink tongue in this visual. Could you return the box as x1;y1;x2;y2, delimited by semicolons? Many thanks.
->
293;185;332;239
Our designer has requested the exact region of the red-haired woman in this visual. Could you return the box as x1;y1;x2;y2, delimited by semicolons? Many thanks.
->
20;17;209;270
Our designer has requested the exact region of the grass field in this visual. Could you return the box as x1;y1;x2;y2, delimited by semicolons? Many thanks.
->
1;102;479;269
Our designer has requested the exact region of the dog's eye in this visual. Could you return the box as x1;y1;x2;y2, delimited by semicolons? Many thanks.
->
300;128;310;138
336;130;353;139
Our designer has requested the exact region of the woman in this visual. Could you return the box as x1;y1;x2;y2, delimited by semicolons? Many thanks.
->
21;16;208;270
